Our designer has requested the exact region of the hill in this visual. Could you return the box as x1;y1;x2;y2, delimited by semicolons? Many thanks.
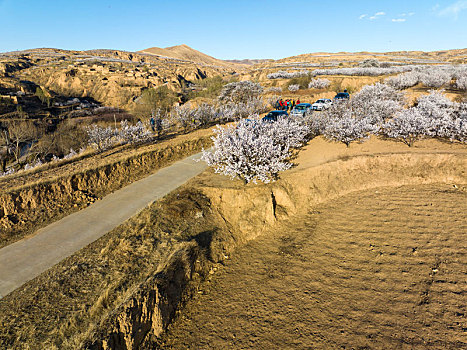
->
0;47;239;112
268;48;467;65
139;44;246;69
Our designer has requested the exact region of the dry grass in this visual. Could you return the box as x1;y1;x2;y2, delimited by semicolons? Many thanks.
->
0;135;465;349
0;127;215;248
0;188;219;349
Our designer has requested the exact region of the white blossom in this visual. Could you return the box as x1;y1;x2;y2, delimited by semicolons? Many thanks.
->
63;148;78;159
385;71;420;89
24;159;43;171
201;117;308;184
267;70;310;79
170;99;268;130
308;78;331;89
350;83;405;124
419;68;451;88
218;81;263;103
456;75;467;90
311;65;418;77
118;120;152;145
86;125;118;152
0;167;15;177
288;84;300;92
381;108;429;146
323;114;376;147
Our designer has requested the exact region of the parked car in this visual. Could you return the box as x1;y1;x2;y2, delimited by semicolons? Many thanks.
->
311;99;332;111
290;103;313;116
333;92;350;101
262;110;288;122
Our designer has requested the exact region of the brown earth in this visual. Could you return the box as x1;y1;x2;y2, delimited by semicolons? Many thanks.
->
0;137;465;349
0;127;215;248
159;183;467;349
139;44;245;70
0;47;237;110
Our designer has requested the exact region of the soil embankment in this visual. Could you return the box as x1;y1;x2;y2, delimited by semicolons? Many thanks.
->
160;184;466;349
0;137;465;349
0;129;214;248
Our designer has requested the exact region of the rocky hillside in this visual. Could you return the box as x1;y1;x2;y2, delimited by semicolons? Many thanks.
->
0;48;242;110
256;48;467;69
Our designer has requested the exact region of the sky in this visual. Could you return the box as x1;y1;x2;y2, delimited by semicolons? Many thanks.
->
0;0;466;59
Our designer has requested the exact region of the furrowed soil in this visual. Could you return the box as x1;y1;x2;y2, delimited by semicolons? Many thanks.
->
159;184;467;350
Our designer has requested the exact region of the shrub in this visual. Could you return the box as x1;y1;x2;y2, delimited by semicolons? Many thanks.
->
288;84;300;92
456;75;467;90
385;71;420;90
323;114;375;147
288;76;312;89
34;86;52;107
359;59;380;68
308;78;330;89
133;85;178;117
381;108;429;146
351;83;405;124
201;117;308;183
187;76;227;100
218;81;263;104
37;121;88;158
267;70;309;79
419;69;451;88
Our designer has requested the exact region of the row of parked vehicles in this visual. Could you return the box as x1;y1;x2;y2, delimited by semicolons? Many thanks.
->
263;91;350;121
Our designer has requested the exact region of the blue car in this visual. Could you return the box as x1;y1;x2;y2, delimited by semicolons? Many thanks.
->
262;110;288;122
334;92;350;101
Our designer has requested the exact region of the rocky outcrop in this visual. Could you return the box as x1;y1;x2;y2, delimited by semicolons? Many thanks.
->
1;48;237;109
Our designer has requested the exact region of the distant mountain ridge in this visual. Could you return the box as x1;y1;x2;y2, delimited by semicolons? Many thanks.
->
139;44;247;69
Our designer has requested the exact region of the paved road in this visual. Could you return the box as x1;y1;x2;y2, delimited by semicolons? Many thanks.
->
0;152;207;298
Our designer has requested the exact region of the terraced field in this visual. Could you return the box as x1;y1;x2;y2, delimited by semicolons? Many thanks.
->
159;184;467;349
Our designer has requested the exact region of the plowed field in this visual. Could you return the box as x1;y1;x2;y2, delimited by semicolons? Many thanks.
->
160;184;467;349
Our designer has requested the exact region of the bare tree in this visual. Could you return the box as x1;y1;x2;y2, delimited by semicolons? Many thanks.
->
3;120;41;164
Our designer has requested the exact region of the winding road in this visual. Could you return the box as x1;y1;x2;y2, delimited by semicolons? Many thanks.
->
0;152;207;298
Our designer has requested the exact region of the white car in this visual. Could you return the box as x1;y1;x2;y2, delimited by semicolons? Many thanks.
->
290;103;313;117
311;98;332;111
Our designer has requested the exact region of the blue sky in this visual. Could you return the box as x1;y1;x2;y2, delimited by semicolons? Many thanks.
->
1;0;466;59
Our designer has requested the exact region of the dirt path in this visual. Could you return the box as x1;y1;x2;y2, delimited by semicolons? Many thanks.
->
160;184;467;349
0;152;207;298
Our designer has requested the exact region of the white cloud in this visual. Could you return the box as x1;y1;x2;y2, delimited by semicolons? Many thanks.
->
359;14;367;19
392;18;406;22
438;0;467;19
399;12;415;17
365;11;386;20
